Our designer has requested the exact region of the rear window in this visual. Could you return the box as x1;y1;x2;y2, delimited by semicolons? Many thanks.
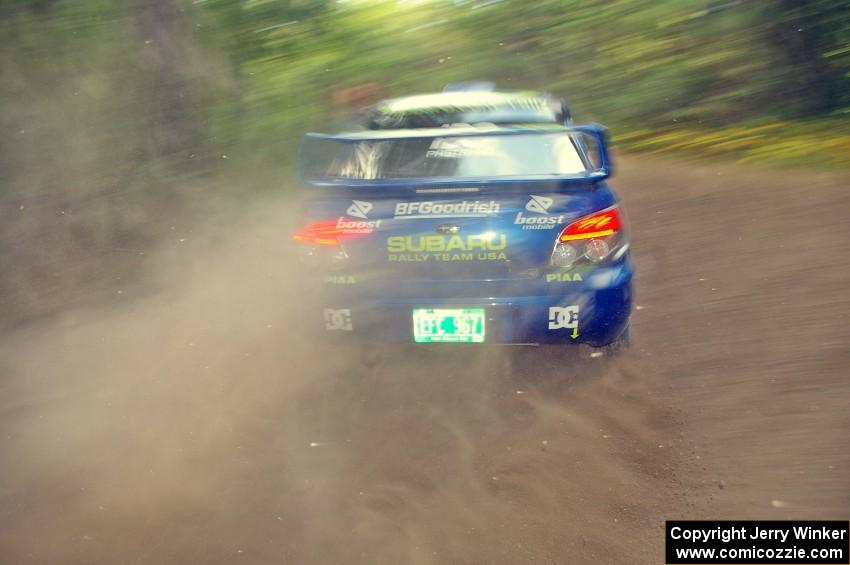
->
300;132;589;181
367;92;564;129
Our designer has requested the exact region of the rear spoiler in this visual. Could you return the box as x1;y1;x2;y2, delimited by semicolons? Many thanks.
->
298;123;613;184
572;123;613;180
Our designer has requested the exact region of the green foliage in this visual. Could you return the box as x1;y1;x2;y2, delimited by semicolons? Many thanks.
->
192;0;850;177
2;0;850;194
617;119;850;168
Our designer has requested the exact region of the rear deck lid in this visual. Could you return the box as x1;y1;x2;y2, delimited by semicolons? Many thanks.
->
296;125;614;281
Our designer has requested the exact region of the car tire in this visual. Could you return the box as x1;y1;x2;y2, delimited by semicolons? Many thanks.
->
581;324;630;359
359;341;388;368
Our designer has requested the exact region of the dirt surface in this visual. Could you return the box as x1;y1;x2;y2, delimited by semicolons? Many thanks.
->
1;156;848;564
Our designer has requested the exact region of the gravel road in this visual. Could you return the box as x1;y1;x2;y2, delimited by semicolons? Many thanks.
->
1;155;848;564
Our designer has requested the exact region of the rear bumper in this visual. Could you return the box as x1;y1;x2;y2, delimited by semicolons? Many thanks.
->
314;259;633;347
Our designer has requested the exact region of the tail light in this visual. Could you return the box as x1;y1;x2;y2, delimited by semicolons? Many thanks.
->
551;206;627;268
293;220;353;246
292;220;366;269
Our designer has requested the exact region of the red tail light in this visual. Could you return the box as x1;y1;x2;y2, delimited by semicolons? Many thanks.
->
292;220;368;246
551;206;626;267
559;207;622;242
292;219;369;270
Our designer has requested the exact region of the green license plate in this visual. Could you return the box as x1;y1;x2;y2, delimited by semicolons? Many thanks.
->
412;308;486;343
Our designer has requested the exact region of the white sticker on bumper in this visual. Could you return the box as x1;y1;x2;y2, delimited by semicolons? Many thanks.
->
324;308;353;331
548;305;579;339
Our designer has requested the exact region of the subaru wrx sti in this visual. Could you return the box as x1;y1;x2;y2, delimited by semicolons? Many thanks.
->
292;90;633;354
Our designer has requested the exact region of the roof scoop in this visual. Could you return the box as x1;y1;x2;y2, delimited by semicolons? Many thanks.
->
443;82;496;92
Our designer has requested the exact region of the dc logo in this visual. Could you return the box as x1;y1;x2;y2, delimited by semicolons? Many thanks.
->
324;308;353;331
346;200;372;219
548;306;579;338
525;195;553;214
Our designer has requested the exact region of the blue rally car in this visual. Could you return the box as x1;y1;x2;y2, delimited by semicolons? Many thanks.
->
292;89;633;354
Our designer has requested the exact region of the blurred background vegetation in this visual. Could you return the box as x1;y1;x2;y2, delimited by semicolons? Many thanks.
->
3;0;849;191
1;0;849;323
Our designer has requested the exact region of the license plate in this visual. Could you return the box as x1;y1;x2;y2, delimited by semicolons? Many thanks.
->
412;308;485;343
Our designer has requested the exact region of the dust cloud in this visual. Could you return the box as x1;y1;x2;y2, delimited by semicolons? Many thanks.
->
0;196;685;565
3;2;849;563
4;154;850;564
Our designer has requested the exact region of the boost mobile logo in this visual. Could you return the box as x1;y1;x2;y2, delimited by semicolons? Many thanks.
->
339;200;381;232
525;195;553;214
346;200;372;219
515;194;565;229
